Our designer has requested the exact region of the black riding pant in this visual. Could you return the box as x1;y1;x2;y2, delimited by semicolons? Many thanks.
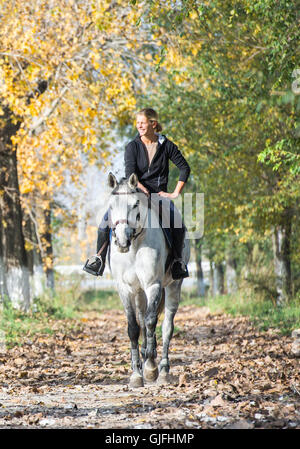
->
97;199;185;259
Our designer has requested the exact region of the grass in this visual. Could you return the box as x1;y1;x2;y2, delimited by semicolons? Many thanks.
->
181;290;300;336
0;286;122;348
1;281;299;348
77;289;121;312
0;293;80;348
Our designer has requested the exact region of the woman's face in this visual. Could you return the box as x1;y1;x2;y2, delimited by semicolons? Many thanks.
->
136;114;156;137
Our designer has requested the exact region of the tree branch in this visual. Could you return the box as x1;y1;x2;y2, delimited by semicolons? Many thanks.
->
28;86;68;136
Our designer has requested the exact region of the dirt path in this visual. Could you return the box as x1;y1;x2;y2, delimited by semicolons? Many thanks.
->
0;306;299;429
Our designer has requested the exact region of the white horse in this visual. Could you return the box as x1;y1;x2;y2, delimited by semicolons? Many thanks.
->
107;172;190;387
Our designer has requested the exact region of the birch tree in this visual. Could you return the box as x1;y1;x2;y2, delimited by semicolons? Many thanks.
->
0;0;161;306
136;0;300;301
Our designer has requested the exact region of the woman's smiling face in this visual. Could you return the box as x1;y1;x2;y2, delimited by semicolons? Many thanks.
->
136;114;156;137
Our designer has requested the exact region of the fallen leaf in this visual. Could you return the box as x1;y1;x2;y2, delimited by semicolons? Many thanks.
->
204;367;219;378
14;358;24;366
39;418;56;426
226;420;254;429
210;394;226;407
179;373;188;387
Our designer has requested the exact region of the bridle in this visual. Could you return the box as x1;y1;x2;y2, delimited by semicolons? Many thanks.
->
111;190;146;242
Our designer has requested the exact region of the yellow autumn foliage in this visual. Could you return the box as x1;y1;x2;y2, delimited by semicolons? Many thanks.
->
0;0;161;270
0;0;159;196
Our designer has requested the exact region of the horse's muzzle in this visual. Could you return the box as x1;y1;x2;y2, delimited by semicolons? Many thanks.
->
114;239;131;253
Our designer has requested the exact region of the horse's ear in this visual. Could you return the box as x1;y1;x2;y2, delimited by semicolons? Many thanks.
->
128;173;138;190
108;172;118;189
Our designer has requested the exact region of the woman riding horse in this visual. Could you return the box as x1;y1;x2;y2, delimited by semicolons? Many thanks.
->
84;108;191;280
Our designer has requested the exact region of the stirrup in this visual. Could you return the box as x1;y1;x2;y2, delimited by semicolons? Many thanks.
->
83;254;105;276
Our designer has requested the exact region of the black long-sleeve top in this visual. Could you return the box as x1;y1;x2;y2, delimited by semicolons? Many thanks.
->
124;134;190;193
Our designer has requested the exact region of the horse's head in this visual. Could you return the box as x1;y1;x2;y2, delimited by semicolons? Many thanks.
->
108;172;148;253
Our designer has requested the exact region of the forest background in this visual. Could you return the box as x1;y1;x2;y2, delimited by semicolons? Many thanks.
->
0;0;299;341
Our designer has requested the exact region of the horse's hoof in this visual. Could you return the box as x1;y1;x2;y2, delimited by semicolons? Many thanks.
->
143;359;159;382
157;371;170;385
129;373;144;388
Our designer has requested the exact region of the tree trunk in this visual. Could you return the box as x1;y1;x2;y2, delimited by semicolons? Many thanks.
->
0;210;8;305
214;262;225;296
226;256;238;294
0;105;31;309
272;209;293;303
42;205;55;291
209;260;214;297
23;206;45;297
194;239;206;297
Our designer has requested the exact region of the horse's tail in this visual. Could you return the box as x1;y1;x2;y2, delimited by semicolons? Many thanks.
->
158;288;165;317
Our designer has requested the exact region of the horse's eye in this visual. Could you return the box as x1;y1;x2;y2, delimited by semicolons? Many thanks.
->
136;212;140;221
133;202;139;209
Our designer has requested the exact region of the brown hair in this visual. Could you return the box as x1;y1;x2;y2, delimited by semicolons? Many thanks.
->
137;108;163;133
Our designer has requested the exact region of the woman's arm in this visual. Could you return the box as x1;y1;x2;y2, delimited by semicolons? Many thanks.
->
137;181;150;196
158;142;190;199
124;143;137;179
125;143;149;196
158;180;185;199
168;142;191;184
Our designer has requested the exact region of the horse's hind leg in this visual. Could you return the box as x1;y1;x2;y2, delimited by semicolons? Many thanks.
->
158;281;181;384
136;291;147;362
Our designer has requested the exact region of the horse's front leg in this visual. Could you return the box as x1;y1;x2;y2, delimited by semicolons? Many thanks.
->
127;308;144;388
143;282;162;382
120;291;144;388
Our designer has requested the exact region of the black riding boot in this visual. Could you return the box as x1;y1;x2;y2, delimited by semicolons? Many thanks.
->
83;228;110;276
171;226;189;280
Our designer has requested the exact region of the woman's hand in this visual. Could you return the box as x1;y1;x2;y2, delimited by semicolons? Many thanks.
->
158;181;186;199
158;191;178;199
137;182;150;197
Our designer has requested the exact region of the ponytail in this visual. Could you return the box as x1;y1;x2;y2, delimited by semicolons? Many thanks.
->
153;121;162;133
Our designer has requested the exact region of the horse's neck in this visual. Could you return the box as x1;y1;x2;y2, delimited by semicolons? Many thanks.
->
142;207;168;248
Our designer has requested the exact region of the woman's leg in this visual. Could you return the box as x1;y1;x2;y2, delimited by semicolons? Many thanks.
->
83;210;111;276
169;200;189;279
97;210;111;251
156;197;188;280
